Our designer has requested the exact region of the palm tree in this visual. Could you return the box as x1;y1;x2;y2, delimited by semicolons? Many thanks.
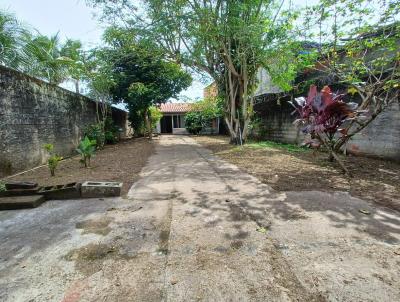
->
1;9;86;89
60;39;86;93
25;33;70;84
0;10;32;70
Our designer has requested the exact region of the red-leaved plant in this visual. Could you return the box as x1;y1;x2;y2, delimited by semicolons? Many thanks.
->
291;85;360;175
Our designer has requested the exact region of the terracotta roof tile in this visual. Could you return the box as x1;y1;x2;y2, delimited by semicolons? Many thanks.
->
160;103;192;113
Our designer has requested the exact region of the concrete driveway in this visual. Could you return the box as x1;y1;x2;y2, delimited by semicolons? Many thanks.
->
1;135;399;301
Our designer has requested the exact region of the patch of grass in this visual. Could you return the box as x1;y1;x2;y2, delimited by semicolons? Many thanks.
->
246;140;307;153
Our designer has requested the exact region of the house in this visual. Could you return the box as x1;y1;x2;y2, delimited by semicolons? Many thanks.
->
157;103;191;134
156;103;220;135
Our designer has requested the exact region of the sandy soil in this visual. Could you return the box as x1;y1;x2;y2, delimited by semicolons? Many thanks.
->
193;135;400;212
7;138;155;196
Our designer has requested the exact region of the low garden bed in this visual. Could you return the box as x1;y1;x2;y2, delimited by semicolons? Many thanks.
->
6;138;154;197
194;135;400;212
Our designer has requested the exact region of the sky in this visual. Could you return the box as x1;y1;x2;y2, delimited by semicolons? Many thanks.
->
0;0;331;100
0;0;208;100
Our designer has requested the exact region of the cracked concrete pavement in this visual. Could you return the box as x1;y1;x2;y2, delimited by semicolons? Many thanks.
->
0;135;399;301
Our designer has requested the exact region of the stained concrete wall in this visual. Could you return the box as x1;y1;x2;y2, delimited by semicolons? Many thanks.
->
0;66;128;176
254;98;400;161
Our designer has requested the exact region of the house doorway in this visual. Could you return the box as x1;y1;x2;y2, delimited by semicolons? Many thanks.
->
160;116;173;133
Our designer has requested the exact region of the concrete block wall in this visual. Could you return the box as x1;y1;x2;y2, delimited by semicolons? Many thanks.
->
347;102;400;160
254;98;400;161
0;66;128;176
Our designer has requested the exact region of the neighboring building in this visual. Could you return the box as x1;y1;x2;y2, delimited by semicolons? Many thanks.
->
156;103;219;135
203;82;218;99
203;67;283;99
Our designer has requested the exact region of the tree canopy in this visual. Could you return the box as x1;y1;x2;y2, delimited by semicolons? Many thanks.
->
97;27;192;136
88;0;307;143
0;9;87;87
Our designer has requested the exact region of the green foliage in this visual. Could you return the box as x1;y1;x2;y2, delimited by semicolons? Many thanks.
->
87;0;299;143
84;47;116;102
247;141;307;153
76;136;96;168
43;143;54;153
247;116;267;140
185;97;222;135
60;39;86;92
1;9;87;87
149;106;163;130
105;131;117;144
300;0;400;174
104;117;119;144
84;123;105;149
0;181;6;192
98;30;191;137
185;111;204;135
191;97;223;121
43;143;63;176
0;10;32;69
24;33;70;84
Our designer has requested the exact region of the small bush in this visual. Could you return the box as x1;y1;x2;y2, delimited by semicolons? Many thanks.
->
0;181;6;192
76;136;97;168
185;97;222;135
104;117;120;144
185;111;204;135
105;130;117;144
248;117;267;139
43;143;63;176
84;123;105;149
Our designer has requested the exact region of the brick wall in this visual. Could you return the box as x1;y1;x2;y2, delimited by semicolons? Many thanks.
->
0;66;128;176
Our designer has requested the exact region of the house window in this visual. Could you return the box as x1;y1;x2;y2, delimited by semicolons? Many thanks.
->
180;115;185;128
173;115;180;128
172;114;186;128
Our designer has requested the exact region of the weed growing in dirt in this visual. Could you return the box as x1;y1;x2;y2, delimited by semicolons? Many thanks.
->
76;136;97;168
0;181;6;192
43;144;63;176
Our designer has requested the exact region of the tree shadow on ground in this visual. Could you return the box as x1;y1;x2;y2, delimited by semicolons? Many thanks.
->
166;139;400;246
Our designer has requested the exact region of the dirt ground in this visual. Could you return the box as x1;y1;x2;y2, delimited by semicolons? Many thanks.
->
7;138;155;196
193;135;400;212
1;135;399;301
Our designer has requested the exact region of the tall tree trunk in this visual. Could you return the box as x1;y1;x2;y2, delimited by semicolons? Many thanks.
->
222;69;253;145
75;80;79;94
145;109;152;140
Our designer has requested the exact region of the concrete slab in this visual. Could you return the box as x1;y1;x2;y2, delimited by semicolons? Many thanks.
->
81;181;122;198
38;182;80;200
0;195;45;210
4;181;38;190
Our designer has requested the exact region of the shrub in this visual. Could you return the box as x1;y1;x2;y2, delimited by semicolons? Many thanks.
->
43;144;63;176
84;123;105;149
105;130;117;144
76;136;97;168
185;111;204;134
247;116;267;140
104;117;120;144
185;97;223;135
291;85;359;174
0;181;6;192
